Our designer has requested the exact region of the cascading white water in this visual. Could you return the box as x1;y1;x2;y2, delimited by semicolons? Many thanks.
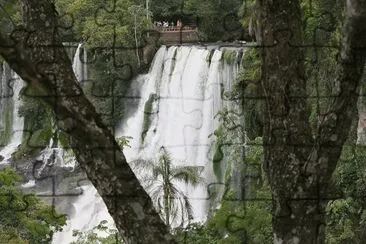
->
121;47;168;152
72;43;87;82
1;44;244;242
51;46;115;244
0;62;25;162
40;137;116;244
52;185;115;244
117;46;244;225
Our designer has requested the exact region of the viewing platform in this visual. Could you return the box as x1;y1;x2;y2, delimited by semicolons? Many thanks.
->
150;26;199;44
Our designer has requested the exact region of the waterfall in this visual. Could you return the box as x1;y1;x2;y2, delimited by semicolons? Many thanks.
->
72;43;87;82
52;185;115;244
51;45;115;244
1;44;244;242
0;62;25;162
117;45;244;225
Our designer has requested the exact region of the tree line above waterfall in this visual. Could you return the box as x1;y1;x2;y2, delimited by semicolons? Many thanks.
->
1;0;366;243
55;0;245;45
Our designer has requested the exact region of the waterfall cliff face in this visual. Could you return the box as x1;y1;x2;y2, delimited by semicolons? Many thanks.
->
72;43;88;82
0;62;25;162
118;45;244;224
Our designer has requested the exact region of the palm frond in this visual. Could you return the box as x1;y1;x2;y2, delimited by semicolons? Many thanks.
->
158;147;172;165
129;158;155;172
169;184;194;227
171;166;204;186
167;182;180;200
169;186;183;225
177;194;193;227
149;184;164;202
182;194;193;221
152;163;166;179
132;147;202;228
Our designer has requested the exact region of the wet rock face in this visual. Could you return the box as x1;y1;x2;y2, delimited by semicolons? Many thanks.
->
15;158;85;194
5;148;87;215
0;155;4;162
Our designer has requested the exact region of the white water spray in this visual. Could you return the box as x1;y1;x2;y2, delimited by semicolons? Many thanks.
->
72;43;87;82
52;185;115;243
51;44;114;244
118;46;244;225
0;63;25;162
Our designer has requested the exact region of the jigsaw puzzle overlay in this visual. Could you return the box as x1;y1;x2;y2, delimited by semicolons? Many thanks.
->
0;0;365;243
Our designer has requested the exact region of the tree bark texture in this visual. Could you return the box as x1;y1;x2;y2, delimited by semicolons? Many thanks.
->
259;0;366;243
0;1;175;243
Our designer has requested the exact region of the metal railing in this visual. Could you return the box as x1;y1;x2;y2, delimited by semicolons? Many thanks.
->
153;26;197;32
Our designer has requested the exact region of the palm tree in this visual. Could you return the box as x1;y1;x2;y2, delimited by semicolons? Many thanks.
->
131;146;204;228
239;0;261;42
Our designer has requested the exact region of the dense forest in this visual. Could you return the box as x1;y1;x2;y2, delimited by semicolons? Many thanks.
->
0;0;366;243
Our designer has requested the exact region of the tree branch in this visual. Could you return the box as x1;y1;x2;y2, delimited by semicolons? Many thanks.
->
313;0;366;178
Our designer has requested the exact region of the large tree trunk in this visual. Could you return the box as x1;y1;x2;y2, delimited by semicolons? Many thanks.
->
259;0;366;243
0;1;175;243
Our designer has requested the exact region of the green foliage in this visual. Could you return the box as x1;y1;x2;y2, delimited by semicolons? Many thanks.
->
27;128;53;148
182;0;242;41
132;147;203;227
0;0;20;38
116;136;132;149
212;138;272;243
0;168;66;244
58;131;71;148
12;85;54;161
211;124;225;181
211;58;272;240
178;137;272;243
80;50;133;127
141;93;157;143
148;0;182;19
210;105;246;210
173;222;221;244
183;137;366;243
145;0;243;41
0;100;12;146
238;48;261;83
221;49;237;65
56;0;151;47
55;0;154;129
206;196;272;243
300;0;345;134
325;146;366;243
238;0;259;40
70;220;121;244
227;48;263;140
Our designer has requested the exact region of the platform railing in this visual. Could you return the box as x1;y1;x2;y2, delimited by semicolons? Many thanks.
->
152;26;197;32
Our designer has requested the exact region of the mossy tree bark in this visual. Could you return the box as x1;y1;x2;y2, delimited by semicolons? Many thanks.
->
0;0;175;243
259;0;366;243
